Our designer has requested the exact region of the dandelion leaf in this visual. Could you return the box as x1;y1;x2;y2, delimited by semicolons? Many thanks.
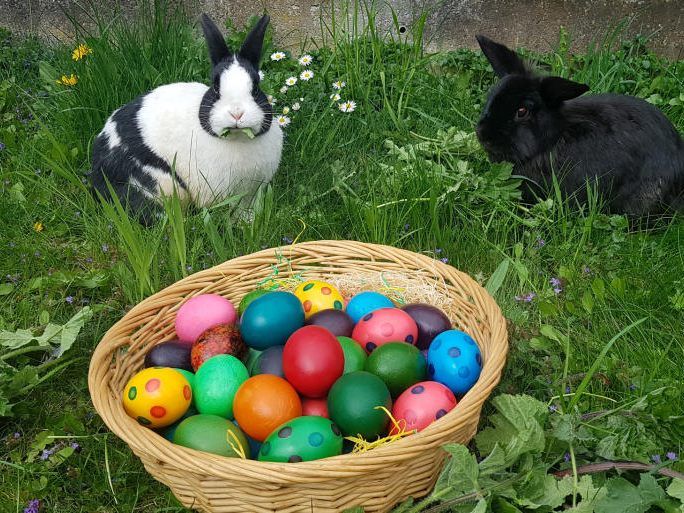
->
594;475;666;513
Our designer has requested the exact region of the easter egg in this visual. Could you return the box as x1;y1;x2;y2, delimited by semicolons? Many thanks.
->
351;308;419;354
258;416;343;463
365;342;427;397
305;309;354;337
241;292;305;350
283;326;344;398
327;371;392;439
122;367;192;428
252;345;285;378
391;381;457;434
345;291;394;324
175;294;237;344
174;414;250;458
233;375;302;441
174;369;195;389
427;330;482;396
144;340;193;371
401;304;452;350
245;348;262;375
238;289;270;316
293;280;344;319
159;405;198;441
191;323;247;371
302;397;329;418
337;336;367;374
193;355;249;419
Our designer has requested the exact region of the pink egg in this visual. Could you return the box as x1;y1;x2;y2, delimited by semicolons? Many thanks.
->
390;381;457;434
175;294;237;344
351;308;418;354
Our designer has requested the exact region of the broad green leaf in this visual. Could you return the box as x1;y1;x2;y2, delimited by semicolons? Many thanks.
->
516;472;574;509
0;307;92;353
591;278;606;301
552;414;596;443
666;479;684;501
581;290;594;313
443;444;480;493
594;475;666;513
486;258;510;297
566;475;608;513
539;325;566;344
0;283;13;296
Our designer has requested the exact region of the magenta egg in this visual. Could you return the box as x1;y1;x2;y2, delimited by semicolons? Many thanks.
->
351;308;418;354
175;294;237;344
390;381;457;434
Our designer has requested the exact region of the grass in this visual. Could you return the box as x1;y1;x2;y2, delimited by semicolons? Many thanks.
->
1;1;683;511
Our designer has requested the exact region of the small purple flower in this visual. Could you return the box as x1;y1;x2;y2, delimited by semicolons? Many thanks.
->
282;236;293;244
582;266;592;275
65;296;74;304
550;277;561;287
186;265;193;272
23;498;40;513
515;292;536;303
13;432;21;439
34;251;41;257
40;449;52;461
70;442;81;451
435;248;443;254
565;385;571;394
549;404;558;413
629;384;637;391
564;452;571;463
440;257;449;264
535;238;546;248
403;223;410;231
666;452;677;461
85;257;93;263
651;454;662;464
0;141;6;151
101;243;109;253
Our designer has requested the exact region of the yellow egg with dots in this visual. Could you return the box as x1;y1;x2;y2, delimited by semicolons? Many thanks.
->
122;367;192;428
294;280;345;319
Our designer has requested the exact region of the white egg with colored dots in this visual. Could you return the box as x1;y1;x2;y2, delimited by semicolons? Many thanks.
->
122;367;192;428
427;330;482;397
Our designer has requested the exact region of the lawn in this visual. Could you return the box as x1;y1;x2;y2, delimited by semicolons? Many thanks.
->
1;2;683;512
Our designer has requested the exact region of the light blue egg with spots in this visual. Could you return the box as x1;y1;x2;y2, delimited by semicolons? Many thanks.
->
345;291;394;324
427;330;482;397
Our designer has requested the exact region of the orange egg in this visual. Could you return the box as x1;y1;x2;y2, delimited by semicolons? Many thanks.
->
233;375;302;441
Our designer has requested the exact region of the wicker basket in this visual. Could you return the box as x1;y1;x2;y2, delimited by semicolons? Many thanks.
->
88;240;508;513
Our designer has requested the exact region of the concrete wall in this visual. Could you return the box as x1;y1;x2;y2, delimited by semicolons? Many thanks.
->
1;0;682;58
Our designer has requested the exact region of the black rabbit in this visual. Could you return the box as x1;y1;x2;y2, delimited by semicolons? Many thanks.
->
475;35;684;218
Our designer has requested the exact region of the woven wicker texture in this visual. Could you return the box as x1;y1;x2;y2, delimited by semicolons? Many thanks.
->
88;240;508;513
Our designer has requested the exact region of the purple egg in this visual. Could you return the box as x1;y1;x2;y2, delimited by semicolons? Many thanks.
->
144;340;193;371
253;345;285;378
401;304;452;351
304;309;354;337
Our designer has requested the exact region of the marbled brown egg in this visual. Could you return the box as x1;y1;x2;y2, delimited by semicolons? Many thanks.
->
191;324;248;372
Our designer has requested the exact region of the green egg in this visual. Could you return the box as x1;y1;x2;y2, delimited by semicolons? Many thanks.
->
258;416;343;463
364;342;426;397
337;336;367;374
194;355;248;419
327;371;392;439
173;414;250;458
238;289;270;316
159;406;198;442
245;347;263;376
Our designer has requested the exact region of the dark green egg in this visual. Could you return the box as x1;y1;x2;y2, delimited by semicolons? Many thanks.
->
238;289;270;316
258;416;343;463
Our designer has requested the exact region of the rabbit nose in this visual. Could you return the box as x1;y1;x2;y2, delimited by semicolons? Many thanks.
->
230;110;244;121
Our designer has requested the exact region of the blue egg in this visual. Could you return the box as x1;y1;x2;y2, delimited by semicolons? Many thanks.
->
427;330;482;396
240;292;304;350
345;291;394;324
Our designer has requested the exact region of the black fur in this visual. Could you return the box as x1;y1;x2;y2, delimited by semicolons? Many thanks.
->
475;35;684;218
89;95;187;226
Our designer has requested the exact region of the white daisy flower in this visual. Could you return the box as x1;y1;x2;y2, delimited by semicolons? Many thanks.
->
270;51;286;61
298;54;313;66
332;80;346;90
276;115;291;127
267;95;277;105
292;102;301;111
330;93;341;102
280;86;288;93
258;70;265;80
339;100;357;113
282;106;290;115
285;76;297;86
299;97;304;101
299;70;314;81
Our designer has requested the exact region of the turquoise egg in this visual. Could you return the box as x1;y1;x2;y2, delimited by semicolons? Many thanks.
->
345;291;394;324
240;292;305;350
258;416;343;463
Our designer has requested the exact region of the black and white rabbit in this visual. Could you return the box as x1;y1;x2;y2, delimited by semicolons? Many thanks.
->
89;14;282;224
475;35;684;218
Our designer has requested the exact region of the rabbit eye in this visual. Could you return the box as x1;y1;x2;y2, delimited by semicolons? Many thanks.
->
516;106;529;119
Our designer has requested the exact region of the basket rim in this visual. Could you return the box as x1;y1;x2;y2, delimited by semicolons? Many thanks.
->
88;240;508;483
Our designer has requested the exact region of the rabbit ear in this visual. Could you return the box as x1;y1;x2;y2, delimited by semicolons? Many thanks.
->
201;14;231;66
476;35;526;77
238;15;270;67
540;76;589;107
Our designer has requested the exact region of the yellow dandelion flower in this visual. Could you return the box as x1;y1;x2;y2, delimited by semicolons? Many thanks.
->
72;43;93;61
33;222;44;232
56;74;78;86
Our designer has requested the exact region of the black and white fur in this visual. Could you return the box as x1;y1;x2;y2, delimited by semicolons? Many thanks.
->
89;14;282;224
475;35;684;218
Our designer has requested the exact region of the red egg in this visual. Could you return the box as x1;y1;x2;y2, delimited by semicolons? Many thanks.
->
351;308;419;354
301;397;329;418
390;381;457;434
283;326;344;398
